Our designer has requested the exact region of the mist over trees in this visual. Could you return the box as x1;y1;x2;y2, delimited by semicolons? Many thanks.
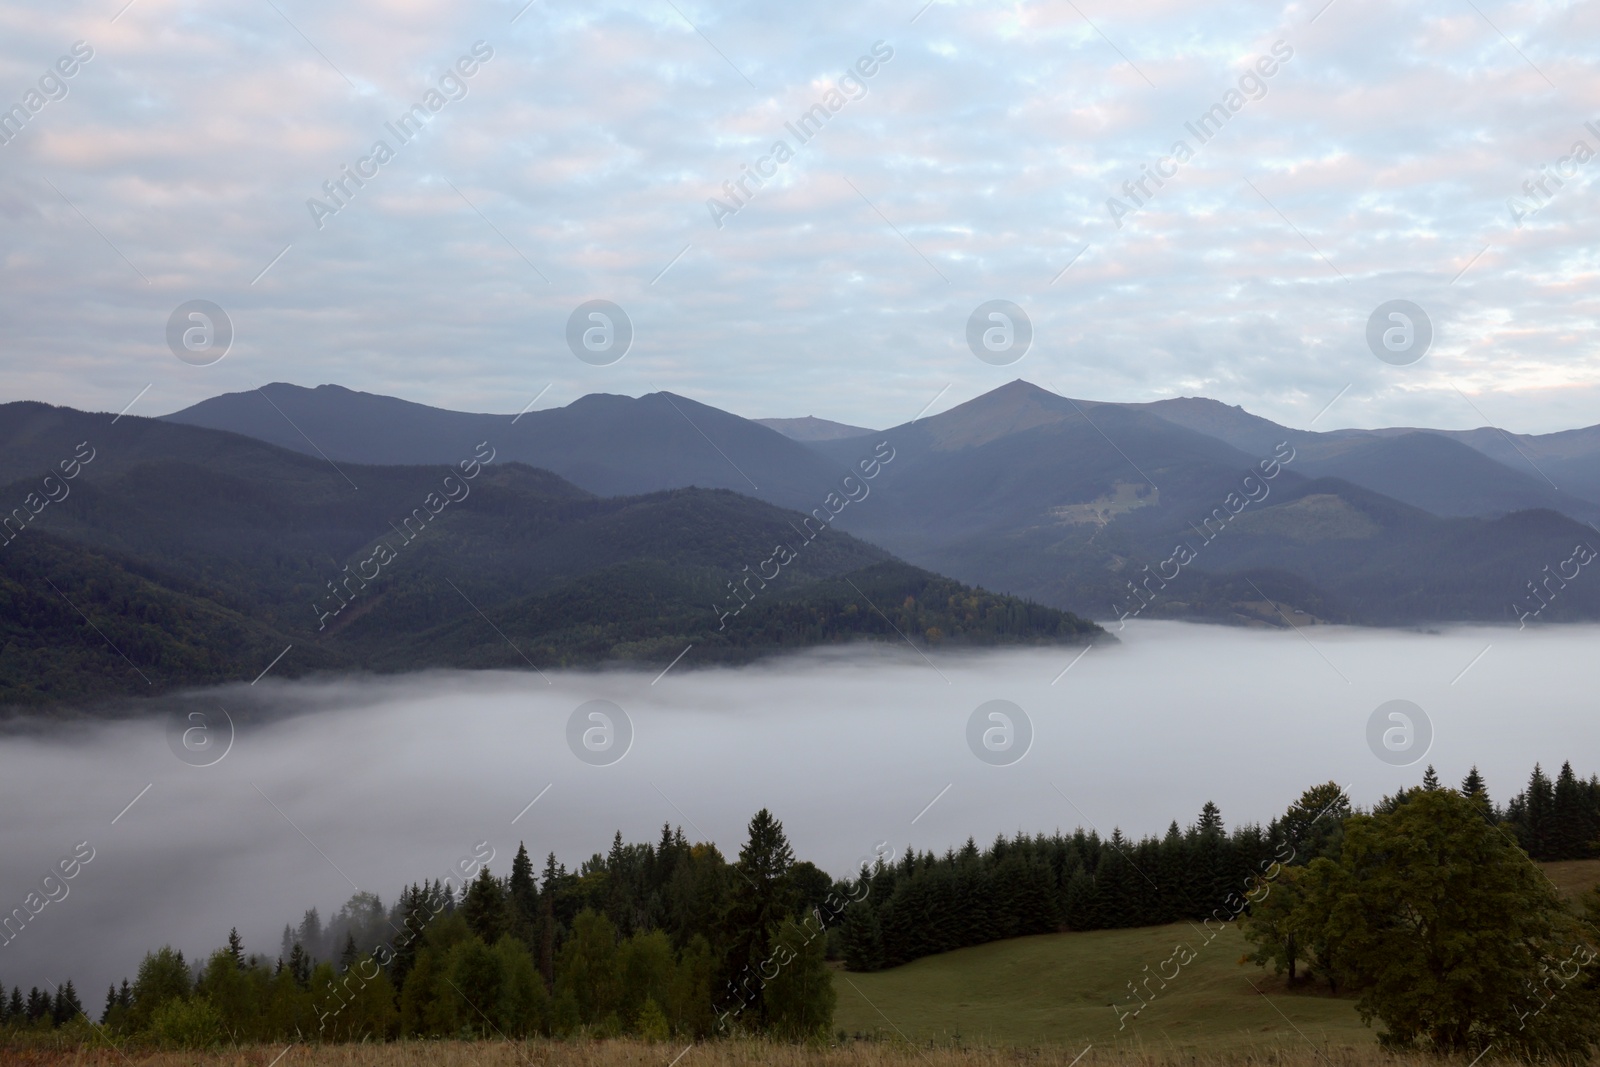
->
2;762;1596;1056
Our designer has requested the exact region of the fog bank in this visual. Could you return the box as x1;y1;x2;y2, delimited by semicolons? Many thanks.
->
0;621;1589;998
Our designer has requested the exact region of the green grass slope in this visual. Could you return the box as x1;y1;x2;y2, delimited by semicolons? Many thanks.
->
831;923;1368;1053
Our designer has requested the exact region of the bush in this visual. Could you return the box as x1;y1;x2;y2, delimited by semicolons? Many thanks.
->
147;996;224;1049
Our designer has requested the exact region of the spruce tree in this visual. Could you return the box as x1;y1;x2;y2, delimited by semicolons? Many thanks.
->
721;809;796;1028
227;927;245;970
339;931;359;973
462;866;510;945
1421;765;1441;790
297;908;323;960
288;943;311;987
510;842;539;947
1552;762;1588;859
52;980;81;1026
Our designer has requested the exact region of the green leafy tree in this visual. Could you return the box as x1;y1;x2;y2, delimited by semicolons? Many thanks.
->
555;908;621;1027
492;934;548;1037
446;937;504;1037
197;949;263;1041
1308;789;1599;1058
617;928;675;1027
126;947;191;1033
669;934;716;1038
762;917;836;1040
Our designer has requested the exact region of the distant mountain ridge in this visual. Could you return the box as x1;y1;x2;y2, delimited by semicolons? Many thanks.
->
78;379;1600;631
0;400;1098;706
754;416;877;441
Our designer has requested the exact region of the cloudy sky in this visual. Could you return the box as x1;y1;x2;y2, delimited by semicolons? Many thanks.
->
1;0;1596;433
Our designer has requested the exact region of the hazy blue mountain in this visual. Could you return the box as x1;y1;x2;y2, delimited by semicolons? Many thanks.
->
165;383;853;511
754;416;878;441
0;401;1094;705
809;382;1600;626
1135;395;1600;520
142;379;1600;628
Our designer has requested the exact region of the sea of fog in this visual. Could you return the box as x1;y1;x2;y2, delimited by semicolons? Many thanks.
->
0;620;1592;997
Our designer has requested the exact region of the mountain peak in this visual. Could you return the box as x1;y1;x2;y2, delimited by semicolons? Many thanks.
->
909;379;1074;450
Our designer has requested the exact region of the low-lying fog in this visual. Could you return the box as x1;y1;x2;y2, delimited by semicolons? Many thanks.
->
0;621;1589;997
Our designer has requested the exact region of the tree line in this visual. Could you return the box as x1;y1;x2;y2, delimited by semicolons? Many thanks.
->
2;810;837;1047
3;761;1596;1054
836;761;1599;974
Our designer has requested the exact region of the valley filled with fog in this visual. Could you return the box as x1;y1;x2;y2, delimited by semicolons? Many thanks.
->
0;621;1586;998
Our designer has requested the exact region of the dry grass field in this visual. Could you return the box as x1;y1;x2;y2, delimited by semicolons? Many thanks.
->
0;1041;1529;1067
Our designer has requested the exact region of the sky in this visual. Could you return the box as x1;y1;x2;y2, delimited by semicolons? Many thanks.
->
1;0;1597;433
1;623;1587;998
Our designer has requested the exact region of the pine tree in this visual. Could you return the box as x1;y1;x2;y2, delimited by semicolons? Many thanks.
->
52;980;81;1026
510;842;539;947
339;932;359;973
462;866;510;945
227;927;245;970
288;943;311;987
101;985;117;1025
26;987;47;1024
297;908;323;960
721;809;797;1028
8;987;23;1022
1523;764;1557;858
1421;765;1441;791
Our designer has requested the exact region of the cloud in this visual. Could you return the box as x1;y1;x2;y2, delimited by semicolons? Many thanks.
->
0;0;1596;433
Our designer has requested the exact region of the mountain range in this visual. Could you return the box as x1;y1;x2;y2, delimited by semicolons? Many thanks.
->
3;379;1595;705
0;398;1098;707
164;381;1600;627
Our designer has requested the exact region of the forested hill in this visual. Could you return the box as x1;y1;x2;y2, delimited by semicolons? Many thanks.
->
0;403;1099;706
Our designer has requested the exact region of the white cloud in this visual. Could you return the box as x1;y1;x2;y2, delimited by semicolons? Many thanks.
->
0;0;1596;433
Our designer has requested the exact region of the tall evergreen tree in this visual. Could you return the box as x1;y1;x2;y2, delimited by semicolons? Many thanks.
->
51;980;82;1026
227;927;245;970
720;809;796;1028
510;842;539;947
1421;765;1441;791
462;866;510;945
339;932;359;973
297;908;323;961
